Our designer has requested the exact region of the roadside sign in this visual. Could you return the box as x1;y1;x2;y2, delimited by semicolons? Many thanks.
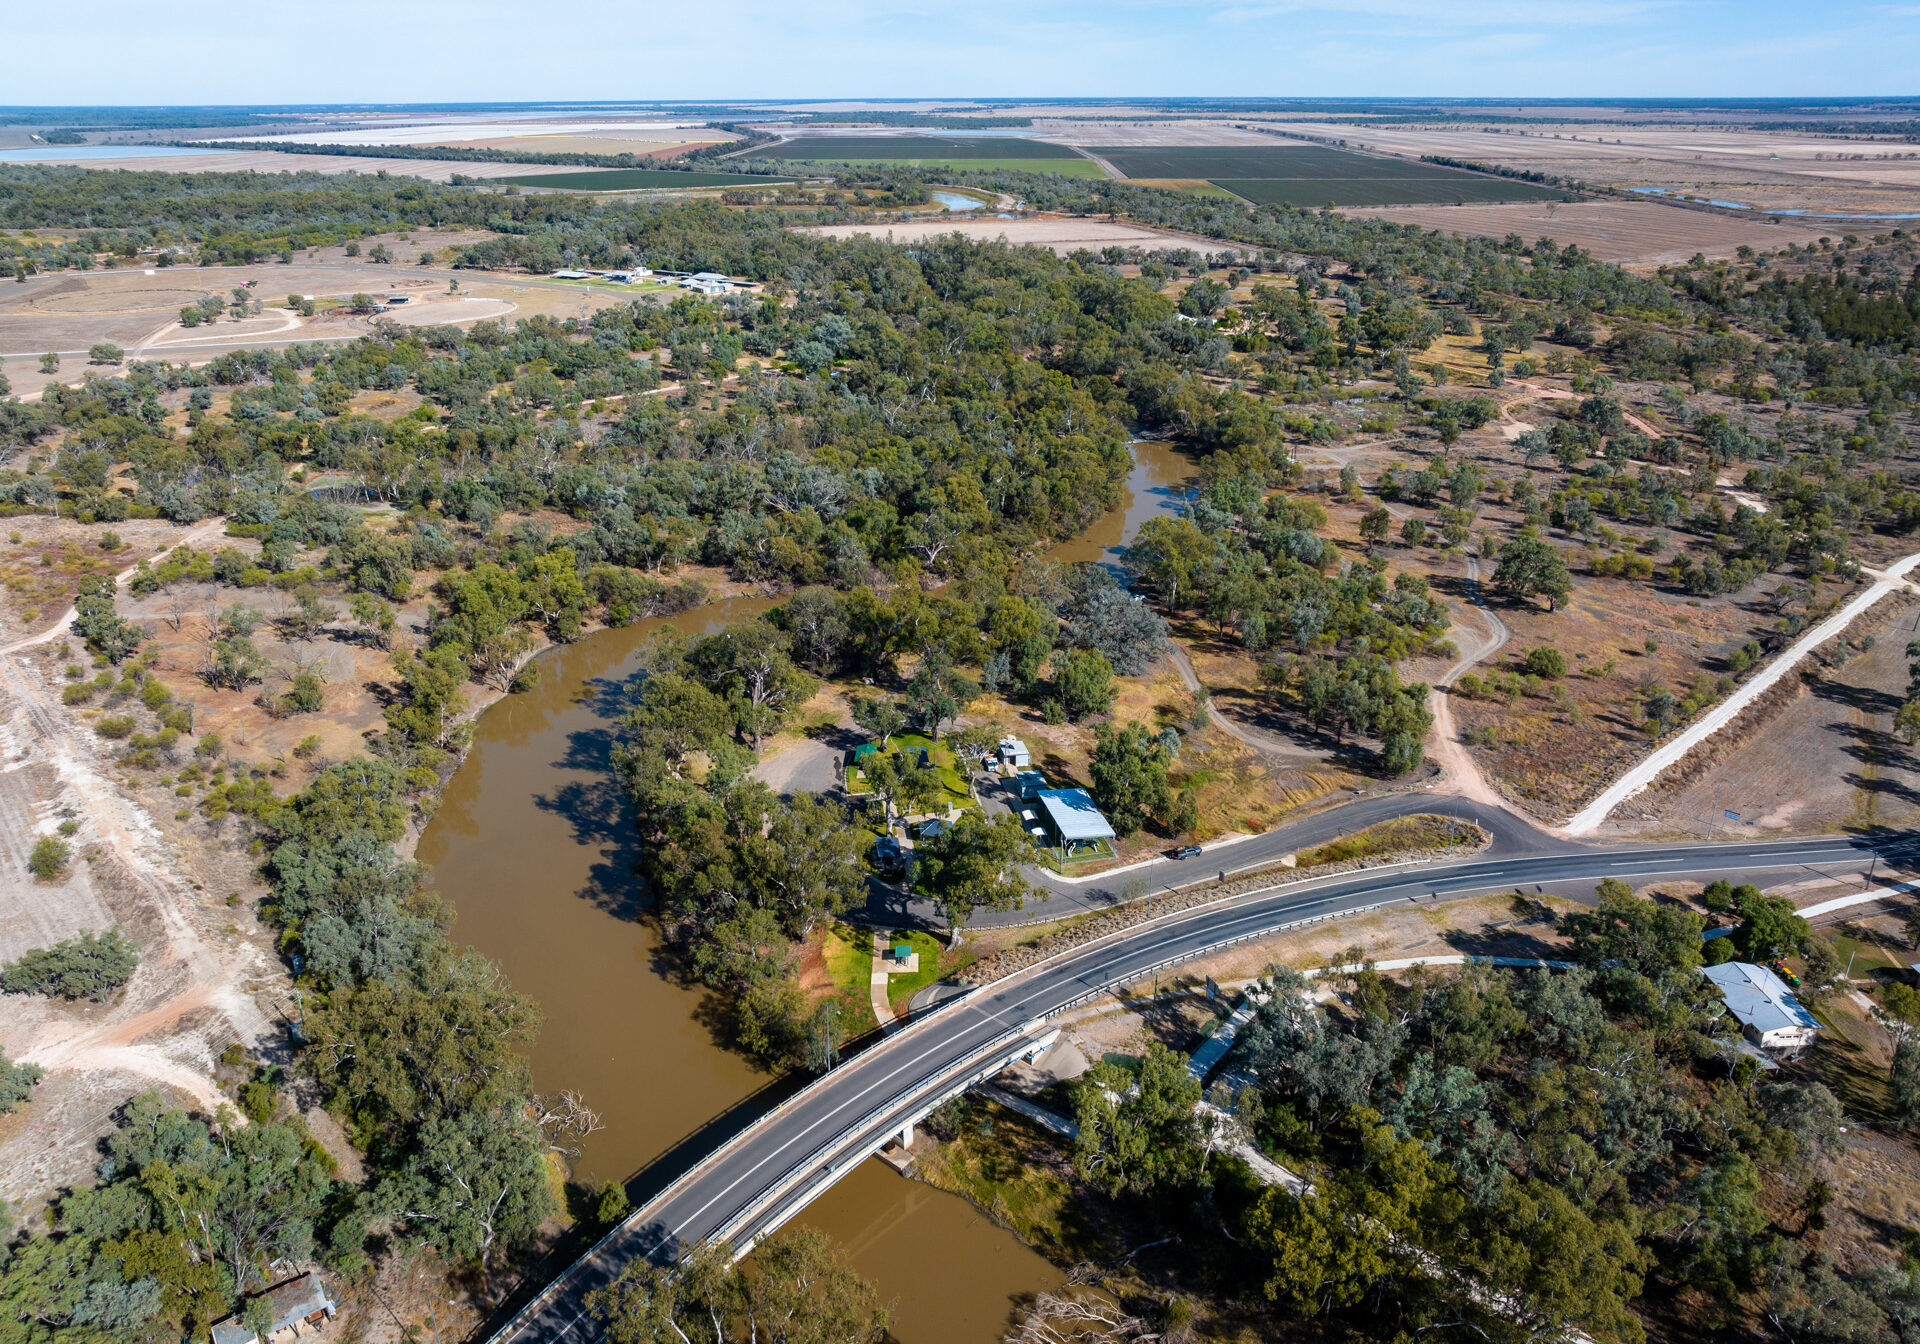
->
1204;976;1220;1002
1723;810;1741;821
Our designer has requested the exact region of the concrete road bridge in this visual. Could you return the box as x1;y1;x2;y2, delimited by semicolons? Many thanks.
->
486;821;1913;1344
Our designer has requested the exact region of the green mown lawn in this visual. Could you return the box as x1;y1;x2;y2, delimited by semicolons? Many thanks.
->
845;733;976;813
883;928;959;1007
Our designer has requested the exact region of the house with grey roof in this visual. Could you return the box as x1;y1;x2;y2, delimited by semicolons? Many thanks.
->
1702;960;1822;1055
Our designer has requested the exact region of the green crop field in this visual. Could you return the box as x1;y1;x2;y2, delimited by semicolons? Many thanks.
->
748;135;1082;161
1091;144;1567;207
873;157;1108;178
501;168;790;191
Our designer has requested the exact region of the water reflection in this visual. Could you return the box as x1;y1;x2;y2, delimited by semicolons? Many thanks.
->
1044;439;1196;572
421;595;1065;1341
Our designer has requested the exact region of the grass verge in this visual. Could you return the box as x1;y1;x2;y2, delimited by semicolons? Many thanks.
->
1296;814;1469;868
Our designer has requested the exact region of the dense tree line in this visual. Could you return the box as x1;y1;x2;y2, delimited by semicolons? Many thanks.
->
1060;882;1915;1342
0;1092;346;1341
177;136;789;175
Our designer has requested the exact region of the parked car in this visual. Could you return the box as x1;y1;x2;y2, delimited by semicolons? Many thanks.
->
871;836;906;874
1169;844;1203;860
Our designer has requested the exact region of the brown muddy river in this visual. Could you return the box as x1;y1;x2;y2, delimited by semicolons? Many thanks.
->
420;442;1193;1342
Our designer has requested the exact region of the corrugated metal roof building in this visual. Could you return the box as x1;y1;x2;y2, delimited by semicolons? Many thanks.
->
1702;961;1822;1054
210;1273;337;1344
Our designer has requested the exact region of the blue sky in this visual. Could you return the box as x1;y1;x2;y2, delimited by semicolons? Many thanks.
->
10;0;1918;103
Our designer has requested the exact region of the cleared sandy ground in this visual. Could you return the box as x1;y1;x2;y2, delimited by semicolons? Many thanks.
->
1616;595;1920;838
799;215;1242;254
201;119;715;147
1339;200;1841;266
0;252;654;399
10;149;584;183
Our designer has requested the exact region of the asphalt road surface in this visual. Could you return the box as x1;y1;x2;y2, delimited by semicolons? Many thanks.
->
490;828;1915;1344
857;790;1557;928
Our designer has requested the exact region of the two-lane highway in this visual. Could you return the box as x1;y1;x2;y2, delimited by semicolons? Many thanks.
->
489;830;1913;1344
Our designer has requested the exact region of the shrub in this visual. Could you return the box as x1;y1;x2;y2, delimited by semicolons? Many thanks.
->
1455;672;1484;698
1;929;138;1000
237;1078;280;1124
28;835;71;880
594;1180;632;1227
1522;647;1567;678
94;715;135;739
278;671;325;715
0;1048;43;1114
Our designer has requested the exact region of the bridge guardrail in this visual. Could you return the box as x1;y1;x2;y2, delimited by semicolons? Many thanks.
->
712;1024;1057;1256
483;982;984;1343
490;832;1902;1342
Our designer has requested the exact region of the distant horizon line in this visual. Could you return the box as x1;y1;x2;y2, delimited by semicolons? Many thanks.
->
4;95;1920;112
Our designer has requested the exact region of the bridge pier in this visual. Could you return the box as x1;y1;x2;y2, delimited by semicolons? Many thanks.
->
896;1119;913;1147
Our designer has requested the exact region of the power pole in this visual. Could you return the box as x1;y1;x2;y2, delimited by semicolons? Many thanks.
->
1705;784;1720;841
818;1001;840;1073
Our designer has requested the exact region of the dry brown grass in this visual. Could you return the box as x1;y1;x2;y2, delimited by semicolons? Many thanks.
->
1626;595;1920;836
0;516;199;643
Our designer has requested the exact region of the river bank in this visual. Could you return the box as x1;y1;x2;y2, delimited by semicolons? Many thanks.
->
418;437;1217;1341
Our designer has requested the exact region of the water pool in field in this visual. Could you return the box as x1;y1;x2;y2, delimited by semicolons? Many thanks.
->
0;145;227;161
1628;186;1920;220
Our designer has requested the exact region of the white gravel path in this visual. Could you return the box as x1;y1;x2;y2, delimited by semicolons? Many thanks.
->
1565;551;1920;835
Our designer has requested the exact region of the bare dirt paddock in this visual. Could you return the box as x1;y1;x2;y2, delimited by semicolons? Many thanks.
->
1338;200;1841;267
0;247;659;400
11;149;582;184
799;214;1238;255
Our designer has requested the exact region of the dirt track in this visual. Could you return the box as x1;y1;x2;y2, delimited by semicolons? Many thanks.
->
1425;555;1511;811
0;521;278;1219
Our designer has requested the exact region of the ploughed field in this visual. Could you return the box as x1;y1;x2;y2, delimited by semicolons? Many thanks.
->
1093;144;1571;207
1336;200;1843;267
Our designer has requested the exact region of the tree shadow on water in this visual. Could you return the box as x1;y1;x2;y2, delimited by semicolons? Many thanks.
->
533;667;653;922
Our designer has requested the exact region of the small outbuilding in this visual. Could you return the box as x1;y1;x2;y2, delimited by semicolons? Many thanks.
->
210;1272;337;1344
1034;787;1117;865
998;736;1032;770
1702;961;1822;1055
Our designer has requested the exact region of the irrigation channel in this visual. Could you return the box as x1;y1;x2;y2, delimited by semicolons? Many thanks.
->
423;440;1197;1342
